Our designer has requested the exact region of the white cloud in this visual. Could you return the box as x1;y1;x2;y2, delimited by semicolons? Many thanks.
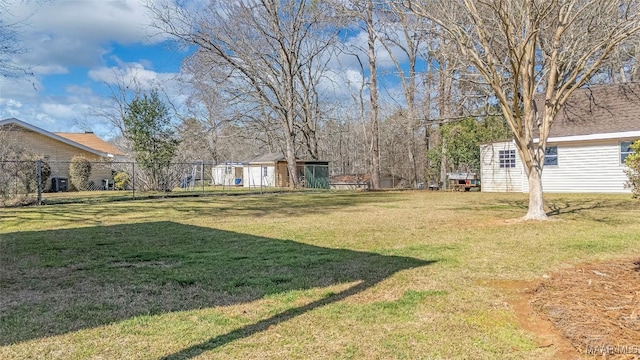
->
3;0;168;70
0;76;42;100
8;0;164;44
65;85;94;97
337;29;408;71
6;99;23;108
32;65;69;75
0;0;186;137
41;103;85;120
88;59;179;92
317;69;365;99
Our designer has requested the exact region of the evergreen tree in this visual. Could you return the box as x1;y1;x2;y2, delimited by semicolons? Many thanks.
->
123;91;180;191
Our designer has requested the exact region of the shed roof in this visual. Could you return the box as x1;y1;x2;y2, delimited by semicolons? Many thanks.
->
547;83;640;137
247;152;286;163
246;152;329;164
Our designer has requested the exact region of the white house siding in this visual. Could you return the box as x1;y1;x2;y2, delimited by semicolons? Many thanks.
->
481;139;633;193
541;140;630;193
212;165;244;186
480;141;526;192
243;164;275;188
212;165;234;186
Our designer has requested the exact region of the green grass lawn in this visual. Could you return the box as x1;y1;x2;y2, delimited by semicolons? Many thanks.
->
1;191;639;359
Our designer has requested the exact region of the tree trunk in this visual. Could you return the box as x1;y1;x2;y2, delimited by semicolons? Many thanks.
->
366;1;381;189
406;98;418;188
407;136;418;187
524;166;548;220
439;135;447;190
285;135;298;189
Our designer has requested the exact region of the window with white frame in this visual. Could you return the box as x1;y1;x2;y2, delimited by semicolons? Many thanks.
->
621;141;636;164
544;146;558;166
498;150;516;168
262;166;268;177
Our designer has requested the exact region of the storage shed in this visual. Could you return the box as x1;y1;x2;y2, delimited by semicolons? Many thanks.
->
242;153;329;189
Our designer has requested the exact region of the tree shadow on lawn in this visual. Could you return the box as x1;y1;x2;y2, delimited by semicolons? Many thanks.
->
0;192;401;228
0;221;433;354
495;198;638;218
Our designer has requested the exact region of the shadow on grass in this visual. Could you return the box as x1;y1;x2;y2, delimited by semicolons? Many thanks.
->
0;192;401;229
496;198;606;216
0;221;432;355
493;197;638;218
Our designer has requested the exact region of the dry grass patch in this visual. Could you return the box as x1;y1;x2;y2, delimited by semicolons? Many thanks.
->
2;191;640;359
531;258;640;358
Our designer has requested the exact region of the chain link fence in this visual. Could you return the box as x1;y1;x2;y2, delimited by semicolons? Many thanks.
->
0;160;334;207
2;157;473;206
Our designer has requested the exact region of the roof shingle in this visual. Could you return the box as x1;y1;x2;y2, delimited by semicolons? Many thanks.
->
54;132;125;156
548;83;640;137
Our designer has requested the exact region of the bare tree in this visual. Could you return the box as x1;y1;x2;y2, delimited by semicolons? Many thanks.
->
377;3;428;187
149;0;336;189
331;0;385;188
599;39;640;83
0;0;31;78
178;58;233;162
295;37;338;161
409;0;640;219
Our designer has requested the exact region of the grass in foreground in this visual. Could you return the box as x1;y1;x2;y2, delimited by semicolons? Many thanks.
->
1;191;639;359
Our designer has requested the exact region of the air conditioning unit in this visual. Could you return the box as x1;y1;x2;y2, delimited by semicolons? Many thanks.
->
51;177;68;192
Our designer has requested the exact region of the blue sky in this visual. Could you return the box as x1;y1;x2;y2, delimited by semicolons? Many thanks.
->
0;0;189;138
0;0;417;139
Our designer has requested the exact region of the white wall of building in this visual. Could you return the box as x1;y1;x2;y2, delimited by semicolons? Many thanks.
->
211;165;235;186
480;141;526;192
243;164;275;188
540;140;629;193
481;139;633;193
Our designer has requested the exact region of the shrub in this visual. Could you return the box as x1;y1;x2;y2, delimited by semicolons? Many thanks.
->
113;171;131;190
40;160;51;186
31;160;51;191
624;140;640;198
69;156;92;191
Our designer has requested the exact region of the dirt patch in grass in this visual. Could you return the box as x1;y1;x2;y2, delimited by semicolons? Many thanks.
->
489;280;579;359
492;258;640;359
530;258;640;359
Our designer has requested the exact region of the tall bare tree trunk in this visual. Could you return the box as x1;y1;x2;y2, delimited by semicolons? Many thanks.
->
439;136;447;190
377;4;423;188
406;108;418;187
438;64;451;190
366;0;381;189
285;129;298;189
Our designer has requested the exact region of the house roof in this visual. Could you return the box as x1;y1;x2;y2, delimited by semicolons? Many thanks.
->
54;132;125;156
247;152;287;163
548;83;640;137
0;118;124;157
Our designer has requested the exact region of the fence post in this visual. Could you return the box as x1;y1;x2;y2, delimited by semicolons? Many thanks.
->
36;159;42;205
132;162;136;200
201;162;205;194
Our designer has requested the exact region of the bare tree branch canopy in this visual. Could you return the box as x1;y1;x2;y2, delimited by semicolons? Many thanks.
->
329;0;386;189
377;2;427;187
148;0;337;189
0;0;31;78
408;0;640;219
